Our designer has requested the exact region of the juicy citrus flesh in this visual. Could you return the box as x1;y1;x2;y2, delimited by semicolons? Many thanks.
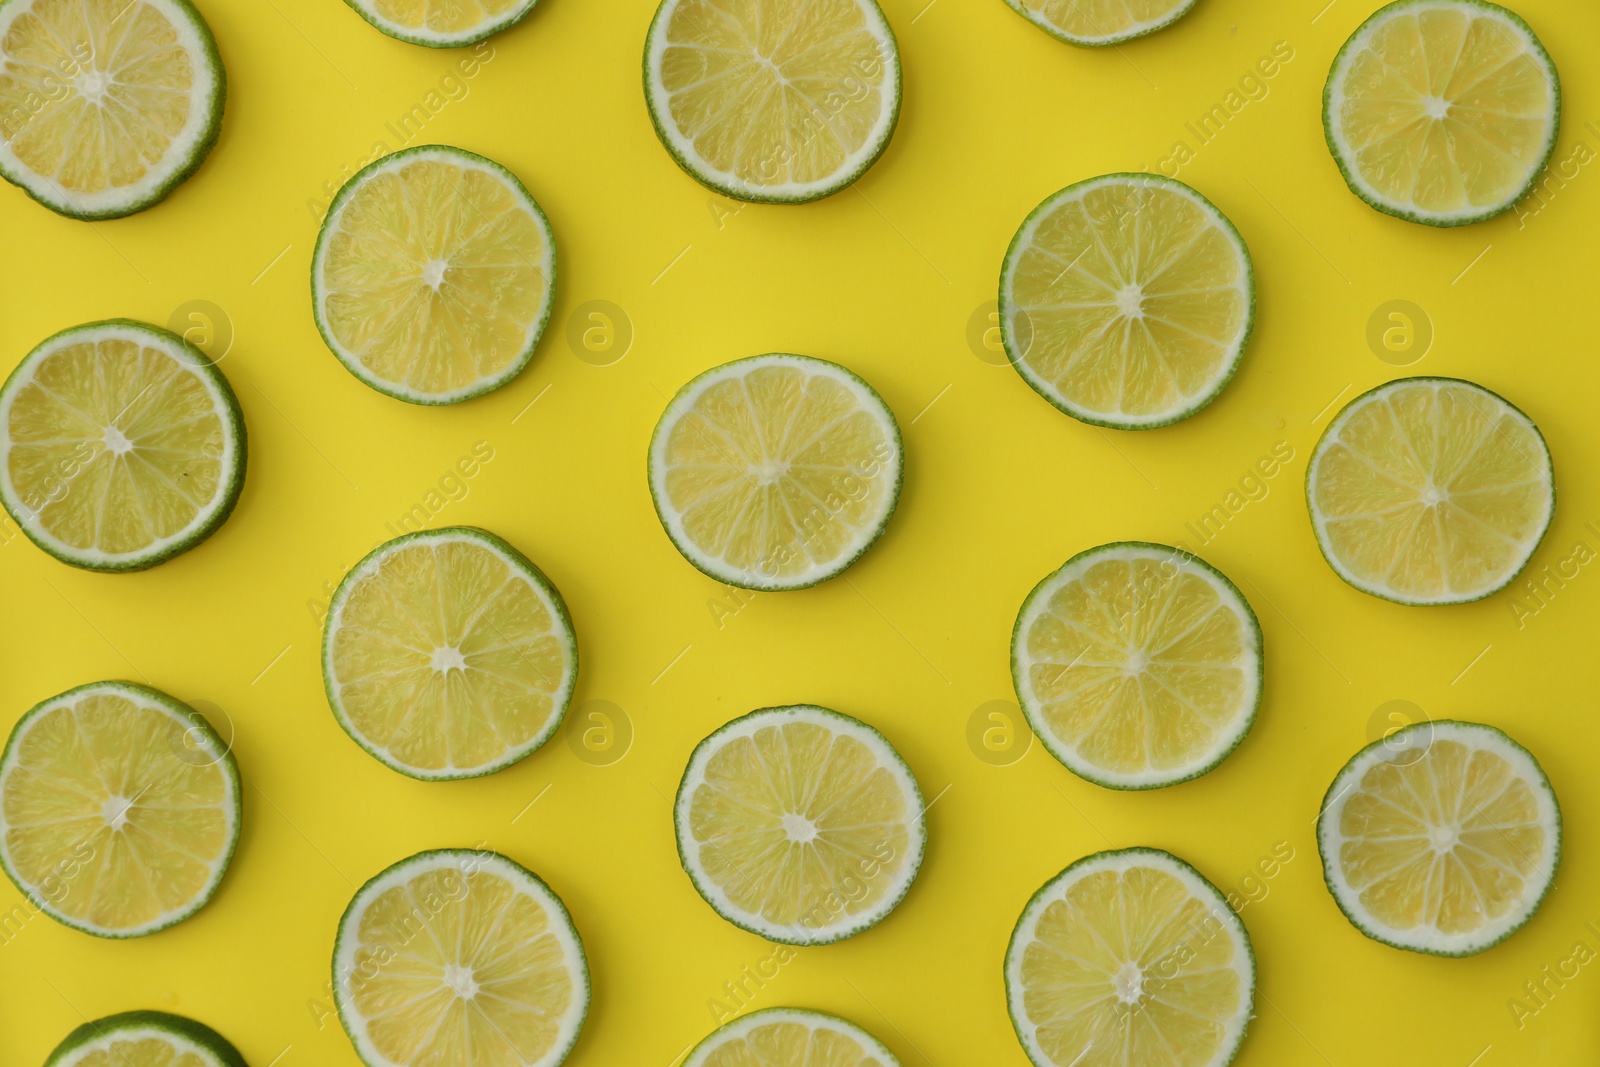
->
1020;552;1256;782
328;536;571;776
659;361;897;584
61;1035;213;1067
0;0;199;197
654;0;894;190
1310;380;1551;602
320;155;551;399
699;1019;888;1067
343;863;578;1067
1;689;233;933
366;0;522;35
685;717;916;935
1007;179;1250;425
1336;738;1548;939
1013;0;1191;42
1016;863;1247;1067
3;335;230;560
1330;3;1555;217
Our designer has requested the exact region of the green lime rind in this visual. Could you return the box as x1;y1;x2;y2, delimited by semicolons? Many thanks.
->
310;144;557;406
333;848;590;1067
0;0;225;220
338;0;538;47
999;0;1200;47
647;353;904;591
999;172;1255;430
321;525;579;781
1004;846;1256;1067
1304;376;1555;606
45;1010;248;1067
0;680;241;939
641;0;902;204
1322;0;1560;227
1011;541;1264;790
684;1007;902;1067
674;705;927;946
0;319;247;573
1316;719;1561;956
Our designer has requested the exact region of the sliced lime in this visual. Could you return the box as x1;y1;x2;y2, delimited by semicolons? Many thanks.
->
341;0;538;47
1001;0;1199;46
45;1011;247;1067
685;1008;900;1067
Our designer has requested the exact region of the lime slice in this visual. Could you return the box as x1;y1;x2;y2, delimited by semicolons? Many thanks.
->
1318;719;1560;956
1012;542;1262;789
649;354;902;591
685;1008;900;1067
0;319;246;572
674;705;925;945
1006;847;1255;1067
340;0;538;47
312;145;556;406
1001;0;1199;46
334;848;588;1067
323;527;578;781
1000;174;1254;429
0;0;224;219
643;0;901;203
1307;377;1554;605
0;680;240;938
1323;0;1560;226
45;1011;247;1067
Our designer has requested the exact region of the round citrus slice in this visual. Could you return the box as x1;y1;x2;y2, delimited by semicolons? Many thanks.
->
685;1008;901;1067
1000;0;1199;46
1306;377;1554;605
1001;174;1254;429
334;848;588;1067
0;0;224;219
312;145;556;405
643;0;901;203
1323;0;1560;226
322;527;578;781
648;354;903;591
1006;848;1255;1067
1012;542;1262;790
674;705;925;945
0;319;246;572
1317;719;1560;956
340;0;538;46
45;1011;247;1067
0;680;240;938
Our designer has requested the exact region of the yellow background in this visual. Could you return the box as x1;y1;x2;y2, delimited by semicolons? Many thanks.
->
0;0;1596;1062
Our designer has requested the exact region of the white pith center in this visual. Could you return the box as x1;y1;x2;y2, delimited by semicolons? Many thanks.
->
103;794;134;830
782;813;818;843
1419;481;1445;507
103;425;134;455
74;68;112;102
1112;961;1144;1004
1421;95;1451;120
1124;649;1149;675
430;646;467;673
442;963;480;999
1430;825;1459;852
755;460;788;486
421;259;449;290
1114;284;1145;319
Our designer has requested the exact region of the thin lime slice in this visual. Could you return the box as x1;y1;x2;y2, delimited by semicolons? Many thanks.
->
1001;0;1199;46
0;0;224;219
1001;174;1254;429
312;145;556;406
45;1011;247;1067
0;680;240;938
1006;847;1255;1067
334;848;588;1067
1323;0;1559;226
1318;719;1560;956
643;0;901;203
675;705;925;945
1306;377;1554;605
685;1008;901;1067
1012;542;1262;789
0;319;246;572
340;0;538;46
323;527;578;781
648;354;902;590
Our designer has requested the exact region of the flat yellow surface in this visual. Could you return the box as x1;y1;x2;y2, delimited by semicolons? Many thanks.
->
0;0;1595;1063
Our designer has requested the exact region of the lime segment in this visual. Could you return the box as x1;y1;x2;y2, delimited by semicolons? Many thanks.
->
1002;0;1199;46
341;0;538;46
685;1008;900;1067
44;1011;247;1067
